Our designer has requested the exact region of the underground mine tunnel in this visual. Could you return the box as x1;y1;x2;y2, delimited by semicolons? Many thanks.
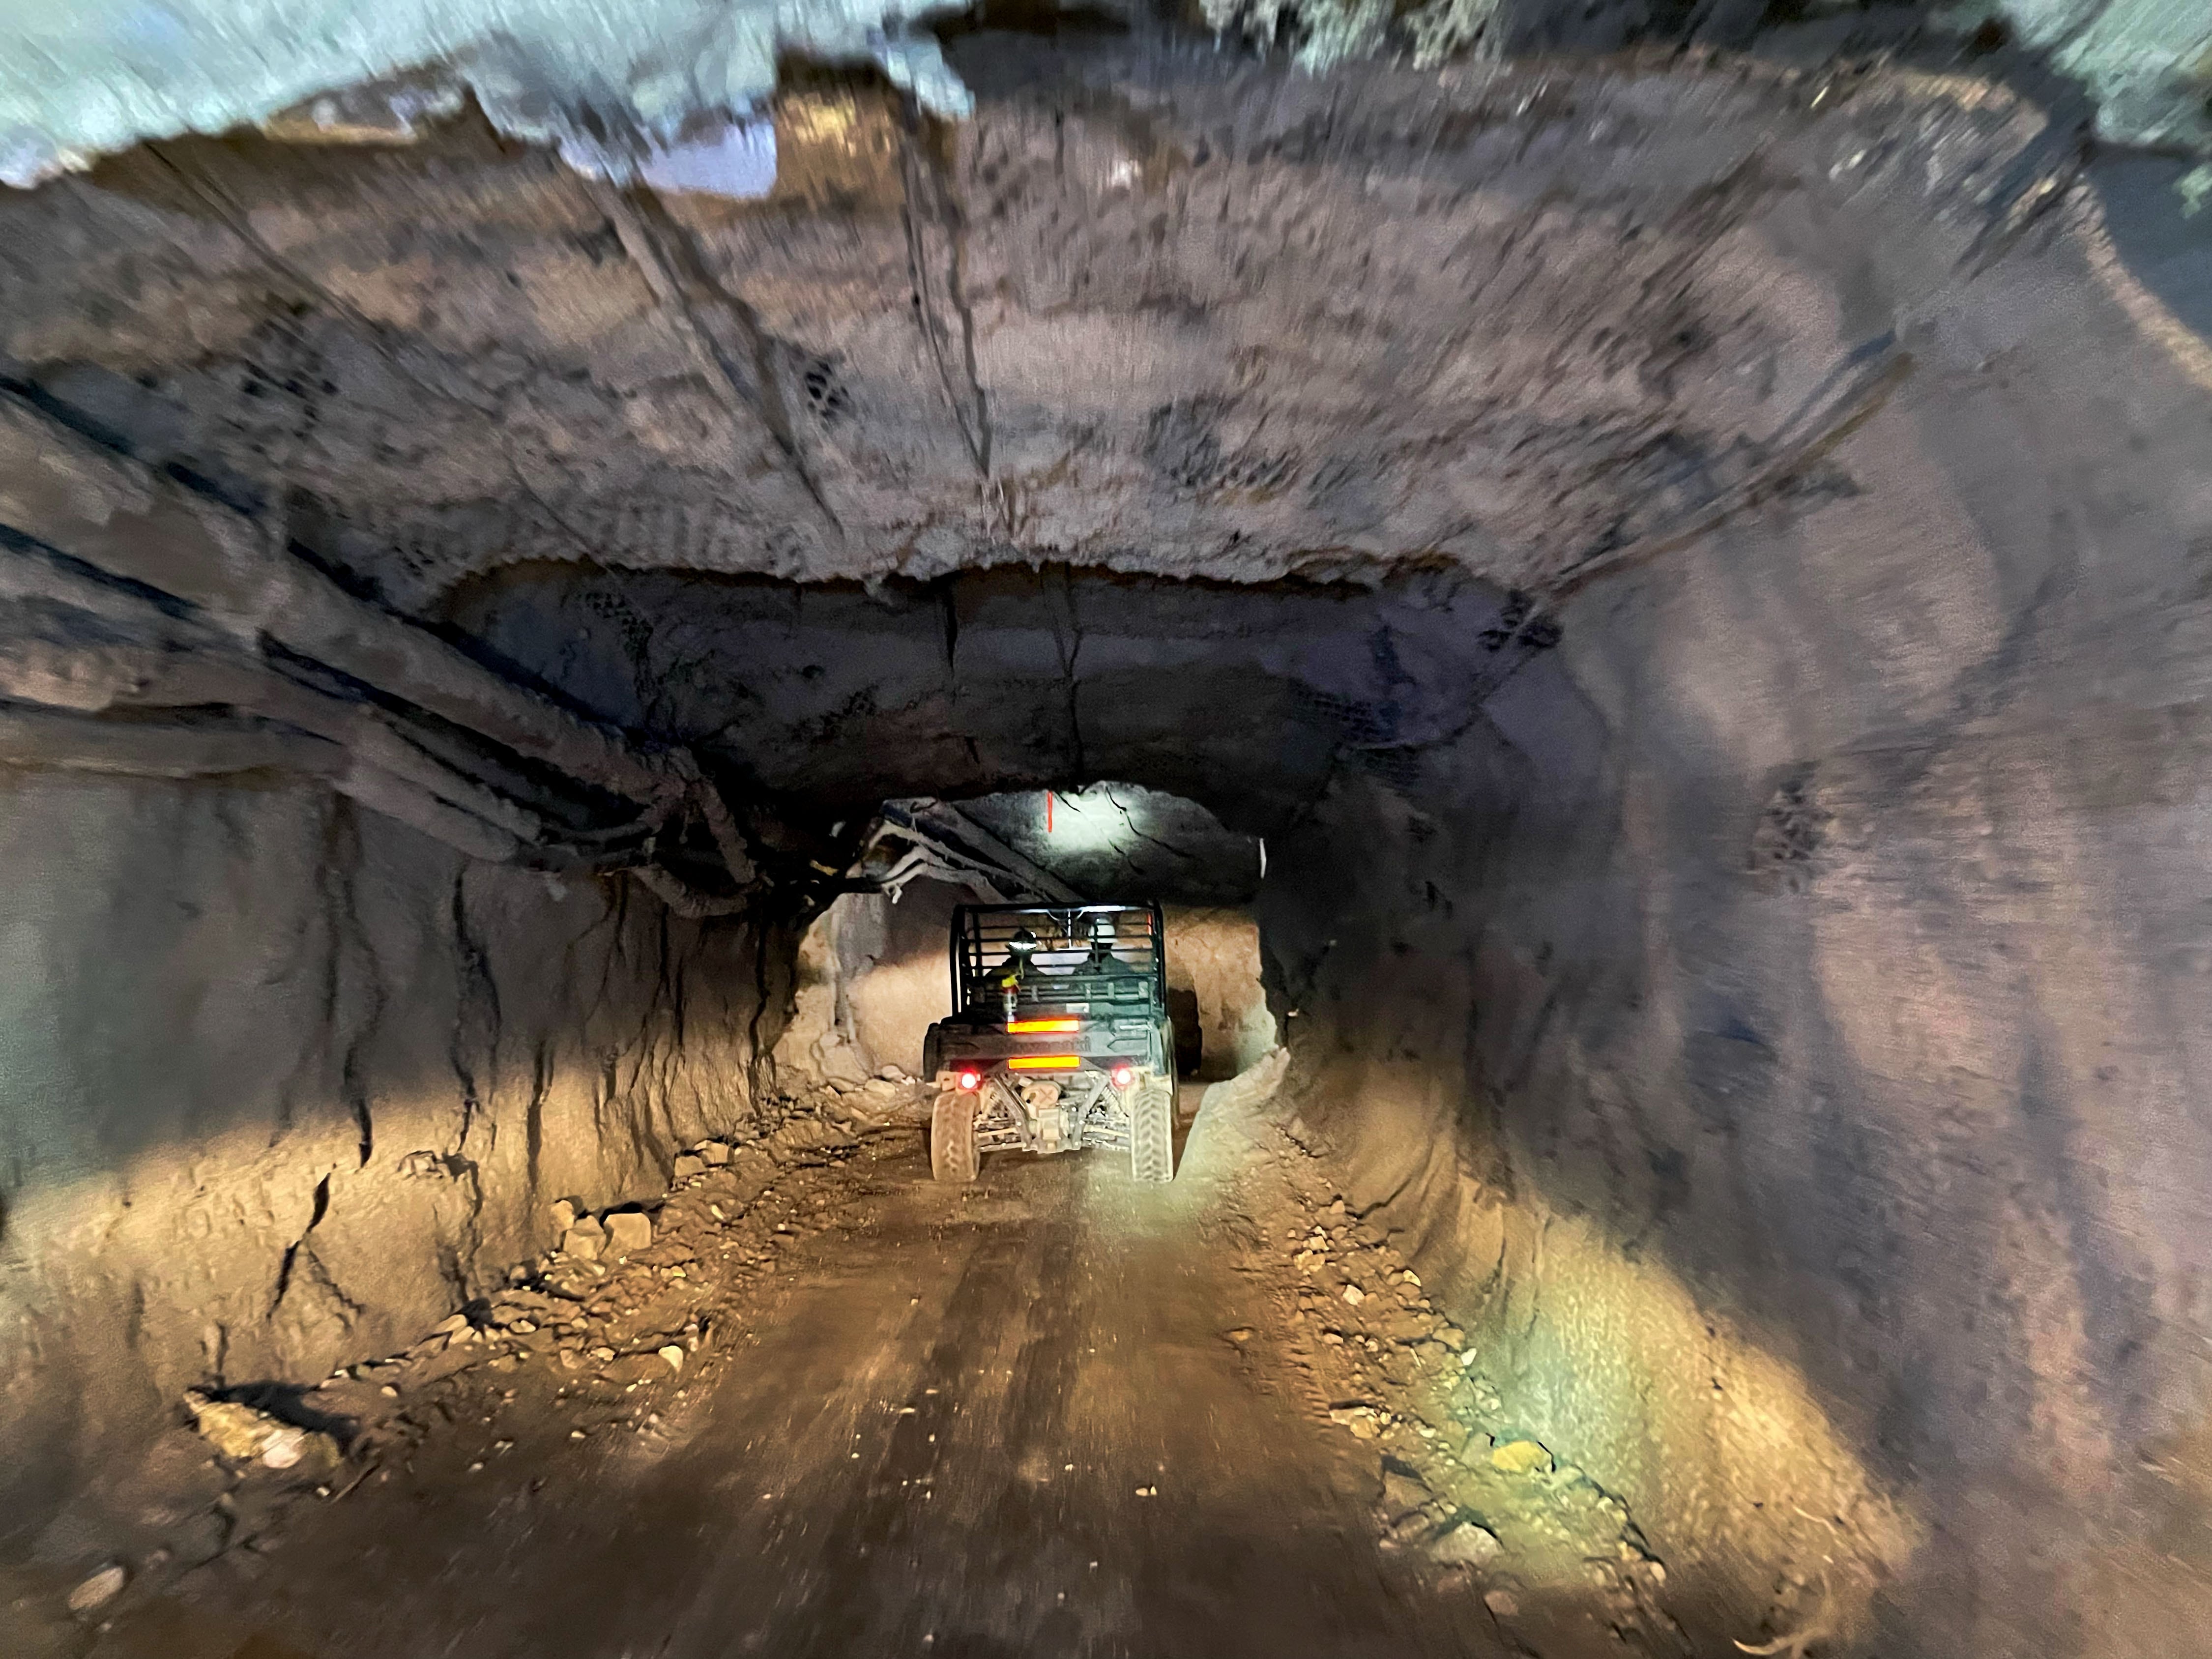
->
2;2;2212;1657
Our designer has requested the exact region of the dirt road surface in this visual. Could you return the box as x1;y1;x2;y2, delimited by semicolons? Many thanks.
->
50;1097;1504;1659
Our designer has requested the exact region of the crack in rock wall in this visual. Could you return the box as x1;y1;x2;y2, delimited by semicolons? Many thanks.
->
0;772;793;1550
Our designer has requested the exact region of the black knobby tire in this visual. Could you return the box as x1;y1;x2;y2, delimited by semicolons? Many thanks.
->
1131;1072;1176;1184
931;1089;980;1183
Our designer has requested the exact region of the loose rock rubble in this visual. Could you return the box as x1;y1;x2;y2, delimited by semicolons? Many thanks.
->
1239;1120;1687;1657
314;1095;903;1436
30;1086;923;1632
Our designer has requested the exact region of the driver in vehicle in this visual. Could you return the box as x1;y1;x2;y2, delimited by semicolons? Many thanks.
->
1084;915;1139;974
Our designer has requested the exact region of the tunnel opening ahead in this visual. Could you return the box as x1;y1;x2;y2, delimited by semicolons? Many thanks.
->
788;783;1279;1096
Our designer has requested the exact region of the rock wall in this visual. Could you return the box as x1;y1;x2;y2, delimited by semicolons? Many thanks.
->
0;771;786;1551
1254;208;2212;1656
775;879;961;1085
1162;907;1276;1081
1262;760;1932;1655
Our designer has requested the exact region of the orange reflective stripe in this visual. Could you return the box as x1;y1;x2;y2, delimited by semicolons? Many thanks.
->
1007;1055;1082;1071
1007;1018;1080;1033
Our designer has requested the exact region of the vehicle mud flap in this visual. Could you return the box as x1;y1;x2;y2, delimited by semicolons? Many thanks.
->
1131;1073;1176;1183
931;1090;980;1183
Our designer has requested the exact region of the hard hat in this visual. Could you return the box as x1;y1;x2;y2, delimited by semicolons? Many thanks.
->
1009;927;1040;956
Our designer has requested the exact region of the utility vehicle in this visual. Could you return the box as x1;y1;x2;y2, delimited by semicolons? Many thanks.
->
921;902;1179;1183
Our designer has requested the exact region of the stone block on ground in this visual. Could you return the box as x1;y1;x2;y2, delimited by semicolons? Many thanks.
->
601;1352;670;1386
1429;1520;1501;1566
605;1211;653;1256
181;1391;341;1476
1490;1439;1553;1476
68;1564;126;1612
772;1118;857;1157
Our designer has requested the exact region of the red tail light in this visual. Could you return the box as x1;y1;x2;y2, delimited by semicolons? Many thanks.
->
1110;1064;1135;1089
957;1069;982;1092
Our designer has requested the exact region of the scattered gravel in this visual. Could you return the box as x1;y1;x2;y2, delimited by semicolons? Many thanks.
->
1236;1112;1680;1649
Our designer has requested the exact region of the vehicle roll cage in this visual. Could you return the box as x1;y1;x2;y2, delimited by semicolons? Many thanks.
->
950;902;1168;1015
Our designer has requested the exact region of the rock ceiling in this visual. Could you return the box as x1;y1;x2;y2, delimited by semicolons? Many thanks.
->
0;40;2088;616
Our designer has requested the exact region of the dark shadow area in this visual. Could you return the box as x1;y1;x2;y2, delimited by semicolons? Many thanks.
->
202;1383;360;1449
438;561;1556;830
933;0;1136;42
2089;152;2212;342
1169;986;1203;1072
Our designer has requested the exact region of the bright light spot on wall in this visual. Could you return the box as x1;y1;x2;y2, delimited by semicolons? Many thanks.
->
1033;787;1131;857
